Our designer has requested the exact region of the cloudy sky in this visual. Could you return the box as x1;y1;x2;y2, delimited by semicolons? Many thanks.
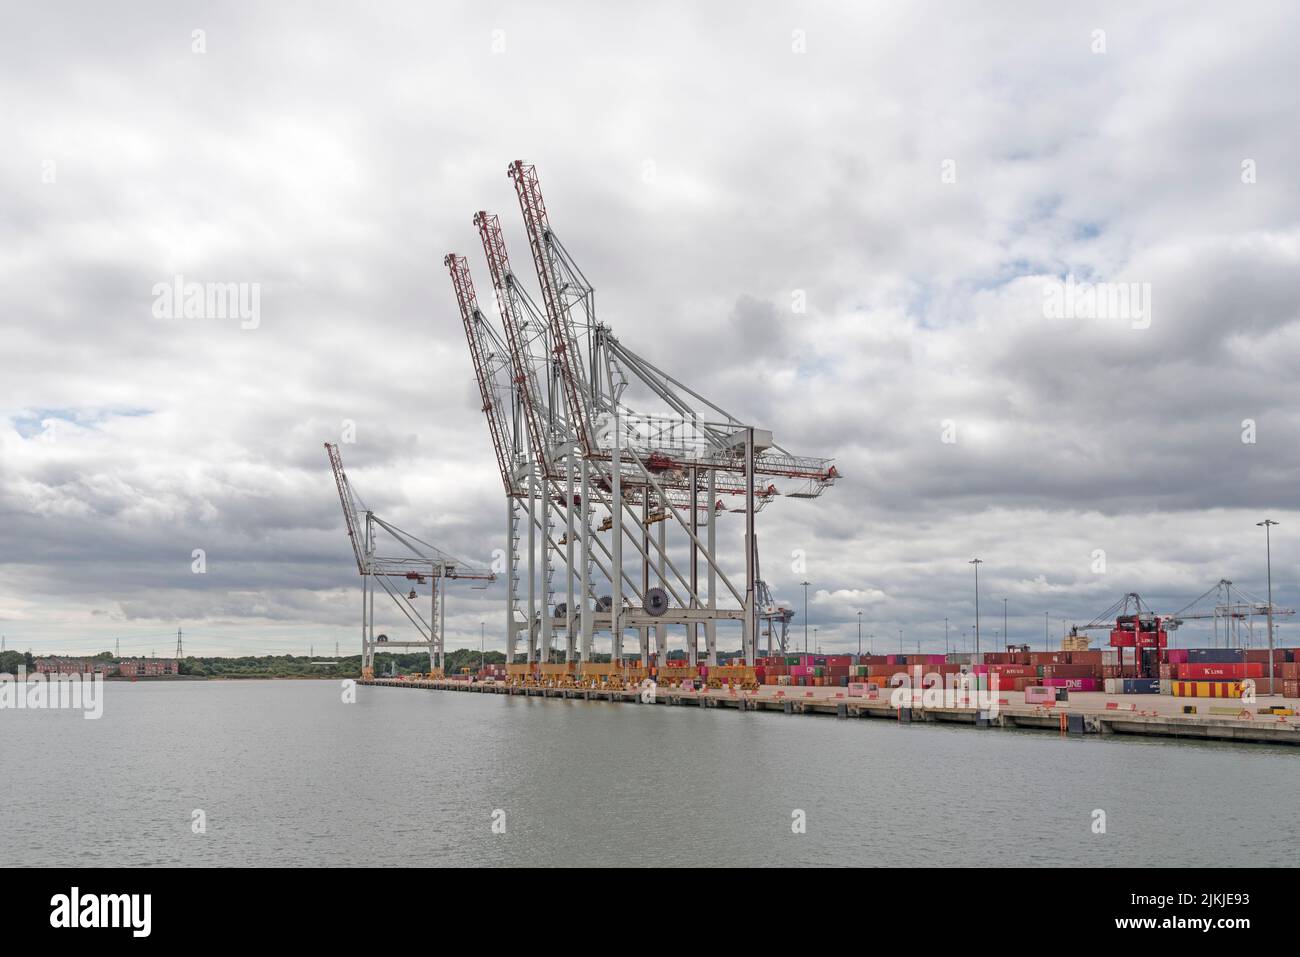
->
3;1;1297;658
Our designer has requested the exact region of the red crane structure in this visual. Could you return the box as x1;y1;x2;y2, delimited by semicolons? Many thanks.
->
444;162;840;667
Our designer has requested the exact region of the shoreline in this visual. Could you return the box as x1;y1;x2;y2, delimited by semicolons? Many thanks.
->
362;677;1300;749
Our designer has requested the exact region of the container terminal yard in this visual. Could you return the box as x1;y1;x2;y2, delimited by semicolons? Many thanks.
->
335;160;1297;748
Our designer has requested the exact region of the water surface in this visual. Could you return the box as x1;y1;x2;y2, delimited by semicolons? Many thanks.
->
4;680;1295;866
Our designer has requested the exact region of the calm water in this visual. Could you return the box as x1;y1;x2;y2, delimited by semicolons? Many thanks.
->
3;679;1297;867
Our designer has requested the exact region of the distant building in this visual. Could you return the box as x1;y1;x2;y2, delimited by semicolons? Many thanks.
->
33;657;117;675
118;658;179;677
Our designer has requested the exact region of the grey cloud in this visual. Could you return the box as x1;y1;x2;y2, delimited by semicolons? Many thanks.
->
2;0;1297;656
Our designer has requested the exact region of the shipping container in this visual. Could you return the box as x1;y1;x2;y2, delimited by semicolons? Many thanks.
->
1185;648;1247;664
1121;677;1161;694
1028;652;1067;666
1177;662;1263;680
1171;680;1243;698
1042;677;1100;691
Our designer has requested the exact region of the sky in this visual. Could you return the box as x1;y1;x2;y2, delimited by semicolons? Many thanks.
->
2;1;1297;659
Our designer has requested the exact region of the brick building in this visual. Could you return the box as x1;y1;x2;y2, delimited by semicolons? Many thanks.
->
33;657;117;675
118;658;180;677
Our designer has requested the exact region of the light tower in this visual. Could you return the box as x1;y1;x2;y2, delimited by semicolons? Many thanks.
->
1258;519;1279;692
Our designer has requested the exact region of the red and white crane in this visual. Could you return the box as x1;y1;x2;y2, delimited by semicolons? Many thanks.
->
444;162;839;668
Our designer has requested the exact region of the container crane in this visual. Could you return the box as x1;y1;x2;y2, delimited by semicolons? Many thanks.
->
325;442;494;678
444;161;840;669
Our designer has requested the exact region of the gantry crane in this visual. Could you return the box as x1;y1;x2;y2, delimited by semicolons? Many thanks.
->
1166;579;1295;647
326;442;494;677
444;162;839;667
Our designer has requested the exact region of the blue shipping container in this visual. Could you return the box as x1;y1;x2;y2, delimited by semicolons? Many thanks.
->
1122;678;1162;694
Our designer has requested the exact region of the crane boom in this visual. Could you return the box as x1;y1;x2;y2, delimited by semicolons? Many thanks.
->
325;441;367;574
474;211;556;475
508;160;595;455
444;252;519;496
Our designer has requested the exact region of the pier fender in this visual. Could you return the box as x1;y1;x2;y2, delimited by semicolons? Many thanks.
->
783;700;793;715
836;702;848;720
975;710;990;728
897;706;912;724
1067;713;1085;735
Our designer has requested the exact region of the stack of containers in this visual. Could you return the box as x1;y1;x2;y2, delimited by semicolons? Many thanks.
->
971;662;1038;691
1169;648;1248;699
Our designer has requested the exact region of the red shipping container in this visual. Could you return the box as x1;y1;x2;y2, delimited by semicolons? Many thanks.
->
1029;652;1067;666
1042;664;1100;678
1067;651;1103;665
1178;662;1263;680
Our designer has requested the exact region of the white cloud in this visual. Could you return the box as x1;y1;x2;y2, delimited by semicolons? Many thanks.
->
2;1;1296;656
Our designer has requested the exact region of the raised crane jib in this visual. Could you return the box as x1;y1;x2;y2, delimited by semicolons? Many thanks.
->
325;442;366;575
444;252;518;496
507;160;594;455
474;210;554;474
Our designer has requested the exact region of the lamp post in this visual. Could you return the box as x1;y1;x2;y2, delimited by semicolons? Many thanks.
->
1003;598;1008;649
1258;519;1279;693
857;611;863;656
801;581;811;654
944;617;949;655
969;559;983;656
898;628;903;654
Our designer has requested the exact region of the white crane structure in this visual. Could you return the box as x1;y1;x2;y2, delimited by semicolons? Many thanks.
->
326;442;495;675
1167;578;1295;647
444;161;838;668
